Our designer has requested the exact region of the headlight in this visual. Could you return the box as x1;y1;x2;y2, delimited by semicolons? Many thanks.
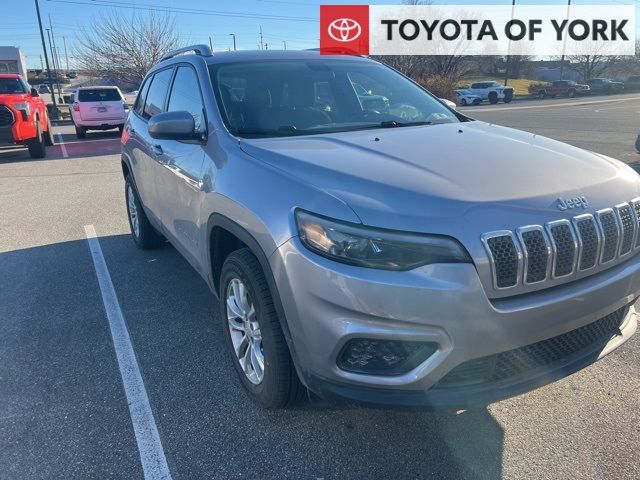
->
295;210;471;270
12;102;30;119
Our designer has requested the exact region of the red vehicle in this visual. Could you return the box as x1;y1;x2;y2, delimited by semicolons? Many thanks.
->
0;73;54;158
529;80;591;99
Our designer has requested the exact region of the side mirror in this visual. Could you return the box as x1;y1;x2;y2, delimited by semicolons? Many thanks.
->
30;88;39;97
148;111;199;141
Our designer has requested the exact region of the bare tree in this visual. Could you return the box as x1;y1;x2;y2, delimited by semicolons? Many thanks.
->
74;11;180;89
567;55;614;81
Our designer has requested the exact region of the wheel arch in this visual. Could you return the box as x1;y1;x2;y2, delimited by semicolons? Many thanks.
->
206;213;303;378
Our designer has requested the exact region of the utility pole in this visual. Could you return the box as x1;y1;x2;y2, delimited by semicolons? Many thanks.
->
283;40;286;50
265;43;268;50
34;0;58;118
209;36;213;51
229;33;236;51
503;0;516;87
63;36;69;71
259;26;264;50
558;0;572;80
48;15;63;103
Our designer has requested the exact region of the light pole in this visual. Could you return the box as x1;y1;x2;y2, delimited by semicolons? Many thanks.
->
283;40;286;50
34;0;58;118
229;33;236;51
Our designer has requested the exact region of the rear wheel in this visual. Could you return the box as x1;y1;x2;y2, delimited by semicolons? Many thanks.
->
125;175;164;249
460;98;468;106
538;90;547;99
568;89;575;98
27;122;46;159
220;248;305;409
503;93;513;103
75;125;86;139
488;92;498;104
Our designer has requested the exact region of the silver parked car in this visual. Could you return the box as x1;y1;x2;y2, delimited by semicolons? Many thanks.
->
121;46;639;409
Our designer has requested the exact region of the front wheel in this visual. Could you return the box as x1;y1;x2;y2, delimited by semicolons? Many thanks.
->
220;248;305;409
568;89;575;98
538;90;547;99
503;94;513;104
460;98;468;106
124;175;164;249
44;117;55;146
27;123;46;159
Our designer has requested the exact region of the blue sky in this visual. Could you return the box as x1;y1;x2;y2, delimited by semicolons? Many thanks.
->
2;0;638;68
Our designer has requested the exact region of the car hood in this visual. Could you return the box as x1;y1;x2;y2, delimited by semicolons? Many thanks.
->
239;121;640;235
0;93;29;105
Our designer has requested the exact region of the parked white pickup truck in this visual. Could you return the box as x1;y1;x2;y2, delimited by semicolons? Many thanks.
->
467;81;514;104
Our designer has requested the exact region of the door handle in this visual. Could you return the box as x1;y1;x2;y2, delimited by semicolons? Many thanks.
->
152;144;163;156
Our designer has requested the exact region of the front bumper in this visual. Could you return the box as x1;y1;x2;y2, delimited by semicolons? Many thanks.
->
271;236;640;406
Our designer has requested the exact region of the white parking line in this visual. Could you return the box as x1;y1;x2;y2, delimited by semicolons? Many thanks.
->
57;133;68;158
84;224;172;480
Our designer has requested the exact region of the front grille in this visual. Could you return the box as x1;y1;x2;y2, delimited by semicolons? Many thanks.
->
482;199;640;290
0;105;14;127
434;305;627;389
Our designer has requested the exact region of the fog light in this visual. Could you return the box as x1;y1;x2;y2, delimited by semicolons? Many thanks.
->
337;338;438;375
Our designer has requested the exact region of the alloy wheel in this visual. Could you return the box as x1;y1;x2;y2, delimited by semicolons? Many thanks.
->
226;278;264;385
127;185;139;238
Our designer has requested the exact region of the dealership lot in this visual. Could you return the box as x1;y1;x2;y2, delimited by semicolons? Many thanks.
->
2;95;640;480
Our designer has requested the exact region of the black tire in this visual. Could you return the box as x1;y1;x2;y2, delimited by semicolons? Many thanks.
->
75;125;86;139
488;92;498;104
220;248;305;409
27;122;46;159
124;175;164;249
503;93;513;104
567;89;575;98
636;135;640;154
44;117;55;146
460;98;467;106
538;90;547;99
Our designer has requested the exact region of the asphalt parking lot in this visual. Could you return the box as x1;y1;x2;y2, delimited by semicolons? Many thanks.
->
1;94;640;480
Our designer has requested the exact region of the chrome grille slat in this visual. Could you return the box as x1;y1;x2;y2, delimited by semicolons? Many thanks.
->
481;231;522;289
572;214;601;271
546;220;578;278
483;199;640;291
516;226;550;284
615;203;635;257
596;209;621;264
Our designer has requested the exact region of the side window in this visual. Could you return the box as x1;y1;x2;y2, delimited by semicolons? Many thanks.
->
134;77;152;116
143;68;174;119
167;66;205;130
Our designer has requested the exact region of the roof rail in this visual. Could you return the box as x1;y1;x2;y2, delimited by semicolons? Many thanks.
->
160;44;213;62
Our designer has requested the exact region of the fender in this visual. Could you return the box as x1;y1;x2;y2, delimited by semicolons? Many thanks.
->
206;213;305;380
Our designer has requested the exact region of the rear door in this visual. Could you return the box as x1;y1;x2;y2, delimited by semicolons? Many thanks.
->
77;87;125;121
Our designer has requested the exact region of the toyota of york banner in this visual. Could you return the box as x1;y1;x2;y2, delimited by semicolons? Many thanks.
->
320;4;635;56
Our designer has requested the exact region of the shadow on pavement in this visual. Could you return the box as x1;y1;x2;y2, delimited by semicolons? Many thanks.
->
1;234;505;479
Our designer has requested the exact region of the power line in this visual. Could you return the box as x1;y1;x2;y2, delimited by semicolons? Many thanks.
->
45;0;319;22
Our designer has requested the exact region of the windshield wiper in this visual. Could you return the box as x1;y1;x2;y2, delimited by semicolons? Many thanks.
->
381;120;433;128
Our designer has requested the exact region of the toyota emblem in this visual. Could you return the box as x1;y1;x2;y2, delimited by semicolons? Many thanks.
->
328;18;362;42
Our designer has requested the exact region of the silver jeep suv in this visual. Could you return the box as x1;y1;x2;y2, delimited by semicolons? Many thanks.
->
121;45;639;408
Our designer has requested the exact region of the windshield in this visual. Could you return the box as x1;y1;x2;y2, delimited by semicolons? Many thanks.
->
0;78;27;94
209;59;460;138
